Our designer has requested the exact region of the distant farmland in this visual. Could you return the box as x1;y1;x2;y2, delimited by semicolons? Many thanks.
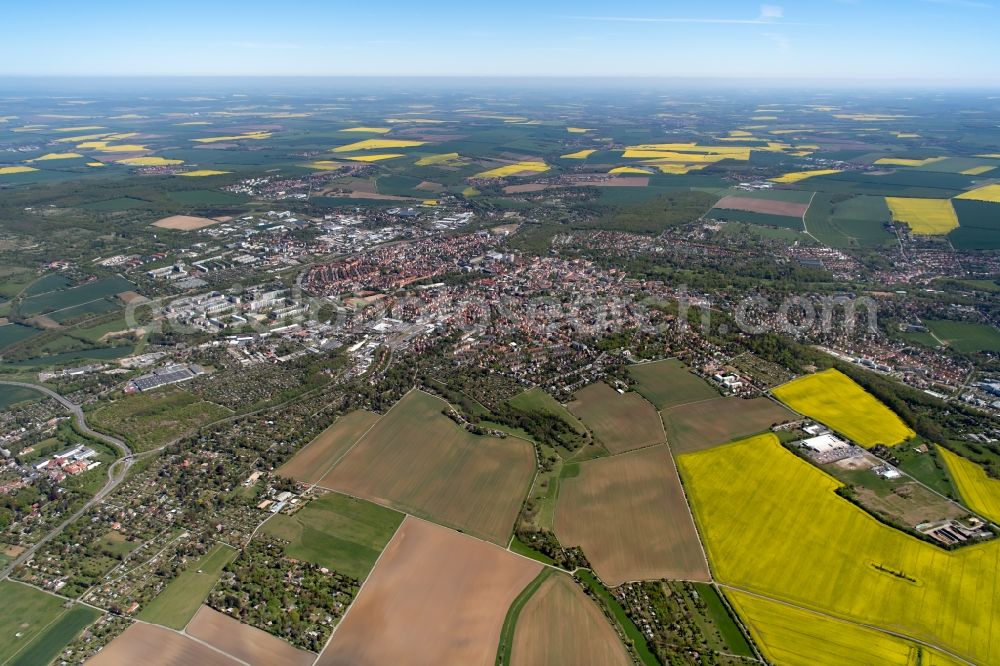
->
554;444;709;585
276;410;381;485
662;396;794;454
319;390;534;544
319;518;541;666
627;359;720;410
510;573;631;666
567;382;664;454
679;433;1000;665
18;275;135;317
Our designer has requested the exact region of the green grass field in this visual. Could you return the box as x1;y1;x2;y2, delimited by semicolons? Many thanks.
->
261;491;403;580
0;580;68;664
924;319;1000;353
136;543;237;630
627;359;720;410
19;276;135;317
8;604;101;666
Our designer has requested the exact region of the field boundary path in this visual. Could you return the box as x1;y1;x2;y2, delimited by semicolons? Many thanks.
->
0;380;134;578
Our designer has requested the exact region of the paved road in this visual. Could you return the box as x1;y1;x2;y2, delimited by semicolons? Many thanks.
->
0;381;134;578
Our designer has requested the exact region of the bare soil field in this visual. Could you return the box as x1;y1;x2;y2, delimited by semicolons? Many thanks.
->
416;180;444;192
319;390;534;544
662;397;795;454
186;606;315;666
564;175;650;187
714;196;809;217
276;410;381;485
318;518;541;666
504;183;549;193
567;382;664;454
116;290;147;304
511;574;631;666
152;215;220;230
88;622;240;666
554;444;709;585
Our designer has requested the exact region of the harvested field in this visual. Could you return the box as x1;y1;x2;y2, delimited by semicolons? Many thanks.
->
152;215;219;230
276;410;380;485
564;175;650;187
678;433;1000;666
662;397;795;454
713;195;809;217
510;573;631;666
319;390;534;544
567;382;663;454
554;444;709;585
186;606;315;666
318;518;541;666
88;622;241;666
627;359;720;410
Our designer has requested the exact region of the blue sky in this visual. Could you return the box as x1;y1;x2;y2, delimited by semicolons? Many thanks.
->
3;1;998;82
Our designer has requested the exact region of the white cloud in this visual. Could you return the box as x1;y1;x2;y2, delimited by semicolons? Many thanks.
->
758;5;785;20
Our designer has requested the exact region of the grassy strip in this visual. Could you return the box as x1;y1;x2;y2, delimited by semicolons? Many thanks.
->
576;569;660;666
495;568;554;666
509;536;557;566
693;582;756;658
9;605;102;666
136;543;237;629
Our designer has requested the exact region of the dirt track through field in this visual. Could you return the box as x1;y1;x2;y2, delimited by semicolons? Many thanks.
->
186;606;315;666
276;410;381;484
318;517;541;666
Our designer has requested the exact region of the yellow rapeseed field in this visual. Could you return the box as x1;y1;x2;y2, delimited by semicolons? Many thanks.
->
726;590;926;666
192;131;272;144
874;157;947;167
27;152;83;162
938;446;1000;523
342;154;405;162
178;170;231;177
896;133;921;138
770;169;842;183
53;125;105;132
332;139;425;152
340;127;391;133
116;157;184;166
976;153;1000;159
961;166;995;176
86;162;105;167
678;434;1000;666
54;132;113;143
772;369;915;446
304;161;344;170
415;152;462;166
646;163;707;175
0;166;39;175
608;166;652;175
567;127;592;133
77;141;149;152
885;197;959;235
622;150;739;162
560;149;596;159
955;184;1000;203
474;162;549;178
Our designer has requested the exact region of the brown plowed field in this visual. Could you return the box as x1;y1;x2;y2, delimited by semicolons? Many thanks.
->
319;390;534;544
554;444;709;585
567;382;664;454
318;518;541;666
714;196;809;217
662;397;795;454
276;410;380;484
186;606;315;666
87;622;240;666
511;574;632;666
